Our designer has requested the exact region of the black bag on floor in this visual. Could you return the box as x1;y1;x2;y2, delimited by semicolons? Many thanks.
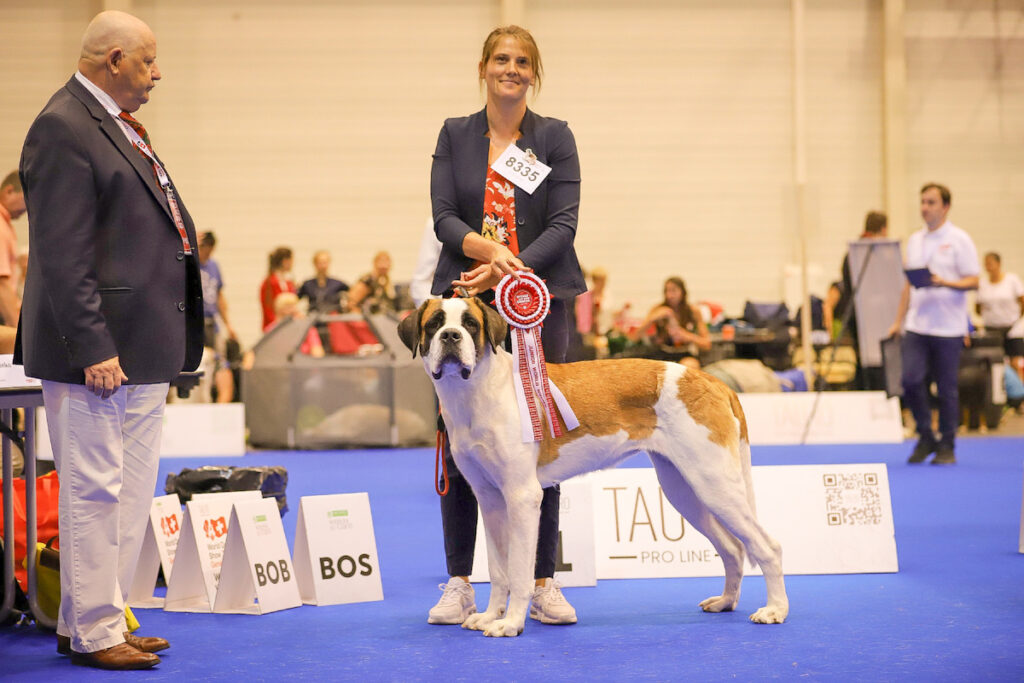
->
165;465;289;516
227;466;289;516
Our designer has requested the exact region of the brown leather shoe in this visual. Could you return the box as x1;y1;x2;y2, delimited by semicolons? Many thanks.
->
124;631;170;653
70;643;159;670
59;632;170;655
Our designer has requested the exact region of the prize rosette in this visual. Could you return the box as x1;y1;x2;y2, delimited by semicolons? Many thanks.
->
494;272;551;329
494;273;579;442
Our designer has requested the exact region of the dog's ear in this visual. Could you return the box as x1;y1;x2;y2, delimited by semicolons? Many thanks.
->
397;307;421;358
481;299;508;352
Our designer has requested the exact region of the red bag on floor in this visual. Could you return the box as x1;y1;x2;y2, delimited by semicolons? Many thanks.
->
328;320;380;355
0;469;60;591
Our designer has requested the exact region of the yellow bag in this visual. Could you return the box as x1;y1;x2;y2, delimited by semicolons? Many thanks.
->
792;345;857;385
28;542;140;632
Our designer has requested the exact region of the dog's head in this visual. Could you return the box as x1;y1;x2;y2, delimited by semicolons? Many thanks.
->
398;297;507;380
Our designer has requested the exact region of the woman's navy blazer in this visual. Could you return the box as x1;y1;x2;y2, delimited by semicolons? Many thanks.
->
430;107;585;300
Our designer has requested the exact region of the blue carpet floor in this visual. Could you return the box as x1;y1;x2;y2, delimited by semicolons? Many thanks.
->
2;436;1023;681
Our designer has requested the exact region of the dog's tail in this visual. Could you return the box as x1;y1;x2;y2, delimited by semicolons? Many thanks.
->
728;390;757;519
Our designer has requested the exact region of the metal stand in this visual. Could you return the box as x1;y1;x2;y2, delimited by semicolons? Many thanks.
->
0;386;54;627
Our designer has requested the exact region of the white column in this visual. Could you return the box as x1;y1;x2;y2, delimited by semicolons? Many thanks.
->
882;0;909;238
791;0;813;378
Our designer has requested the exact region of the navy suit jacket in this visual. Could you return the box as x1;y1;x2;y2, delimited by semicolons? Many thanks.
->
15;76;203;384
430;107;585;300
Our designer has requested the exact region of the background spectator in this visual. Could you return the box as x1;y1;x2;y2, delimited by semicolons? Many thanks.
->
298;249;349;315
348;250;397;314
976;251;1024;379
198;231;236;402
270;291;324;358
823;210;889;390
634;276;710;368
260;246;295;329
889;183;980;465
410;218;442;308
0;170;26;331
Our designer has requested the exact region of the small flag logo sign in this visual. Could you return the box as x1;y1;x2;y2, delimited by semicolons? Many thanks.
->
328;510;349;518
254;515;267;523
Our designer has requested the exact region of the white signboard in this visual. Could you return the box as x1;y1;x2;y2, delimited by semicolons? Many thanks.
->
35;403;247;461
212;498;302;615
293;493;383;606
127;494;182;608
163;491;262;612
592;464;898;578
0;354;40;388
738;392;904;445
469;477;596;587
161;404;246;457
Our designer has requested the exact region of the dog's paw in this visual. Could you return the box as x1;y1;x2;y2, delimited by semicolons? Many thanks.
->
699;595;738;613
483;618;524;637
749;605;788;624
462;611;497;631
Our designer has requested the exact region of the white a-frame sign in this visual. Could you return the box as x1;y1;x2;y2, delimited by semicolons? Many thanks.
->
212;497;302;614
127;494;182;608
164;491;262;612
293;493;383;606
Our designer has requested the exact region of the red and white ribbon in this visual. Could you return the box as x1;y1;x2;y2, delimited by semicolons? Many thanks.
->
494;272;579;443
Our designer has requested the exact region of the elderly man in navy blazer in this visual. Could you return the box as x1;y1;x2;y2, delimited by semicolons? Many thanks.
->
16;11;202;670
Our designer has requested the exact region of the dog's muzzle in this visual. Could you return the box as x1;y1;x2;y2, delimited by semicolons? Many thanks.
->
431;328;473;380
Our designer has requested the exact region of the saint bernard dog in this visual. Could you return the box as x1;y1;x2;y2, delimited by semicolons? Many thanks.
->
398;297;788;637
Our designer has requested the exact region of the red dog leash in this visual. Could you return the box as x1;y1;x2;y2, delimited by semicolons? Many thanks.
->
435;428;450;496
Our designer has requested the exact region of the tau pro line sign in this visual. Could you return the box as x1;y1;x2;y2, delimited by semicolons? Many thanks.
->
591;464;898;578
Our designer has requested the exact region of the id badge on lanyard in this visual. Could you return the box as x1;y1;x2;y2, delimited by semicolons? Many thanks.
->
116;117;192;255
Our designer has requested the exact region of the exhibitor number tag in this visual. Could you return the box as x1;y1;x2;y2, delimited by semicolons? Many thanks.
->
491;144;551;195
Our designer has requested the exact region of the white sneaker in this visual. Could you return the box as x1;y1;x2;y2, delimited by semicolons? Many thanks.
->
427;577;476;624
530;580;578;624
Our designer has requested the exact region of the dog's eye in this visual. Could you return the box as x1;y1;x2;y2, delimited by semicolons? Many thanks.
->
463;316;479;334
424;311;445;337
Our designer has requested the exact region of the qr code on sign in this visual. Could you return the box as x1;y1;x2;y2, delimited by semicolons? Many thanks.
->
823;473;882;526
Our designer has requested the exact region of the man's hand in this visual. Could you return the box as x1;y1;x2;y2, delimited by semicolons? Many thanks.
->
887;322;901;338
84;356;128;399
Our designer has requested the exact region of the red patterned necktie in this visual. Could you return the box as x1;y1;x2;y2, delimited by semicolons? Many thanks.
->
118;111;151;147
118;111;158;182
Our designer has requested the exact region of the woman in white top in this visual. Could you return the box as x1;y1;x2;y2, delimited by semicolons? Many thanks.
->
977;252;1024;366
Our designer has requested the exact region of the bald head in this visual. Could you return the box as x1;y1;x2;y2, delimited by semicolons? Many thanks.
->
78;11;161;113
80;11;151;62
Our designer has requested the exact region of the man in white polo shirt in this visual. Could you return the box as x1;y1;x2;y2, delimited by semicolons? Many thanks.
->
889;183;979;465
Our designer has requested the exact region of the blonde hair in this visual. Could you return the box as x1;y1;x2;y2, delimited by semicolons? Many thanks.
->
273;292;299;316
479;25;543;93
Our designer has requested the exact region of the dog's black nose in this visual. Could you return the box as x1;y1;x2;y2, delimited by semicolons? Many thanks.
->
440;329;462;344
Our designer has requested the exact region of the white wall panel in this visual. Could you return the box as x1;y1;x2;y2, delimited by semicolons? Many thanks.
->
905;0;1024;272
0;1;1019;346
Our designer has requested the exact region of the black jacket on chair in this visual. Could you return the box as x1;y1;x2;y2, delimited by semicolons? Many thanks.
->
429;107;585;301
15;75;203;384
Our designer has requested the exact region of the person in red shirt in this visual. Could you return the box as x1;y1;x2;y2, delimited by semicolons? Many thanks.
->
259;246;295;329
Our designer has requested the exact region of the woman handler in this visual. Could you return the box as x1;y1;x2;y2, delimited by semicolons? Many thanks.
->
427;25;585;626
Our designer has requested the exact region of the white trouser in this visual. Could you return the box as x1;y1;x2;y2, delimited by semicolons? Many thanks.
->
42;380;168;653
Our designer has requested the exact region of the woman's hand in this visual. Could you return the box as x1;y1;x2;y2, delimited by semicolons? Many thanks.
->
668;326;690;345
452;250;530;296
484;243;527;280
